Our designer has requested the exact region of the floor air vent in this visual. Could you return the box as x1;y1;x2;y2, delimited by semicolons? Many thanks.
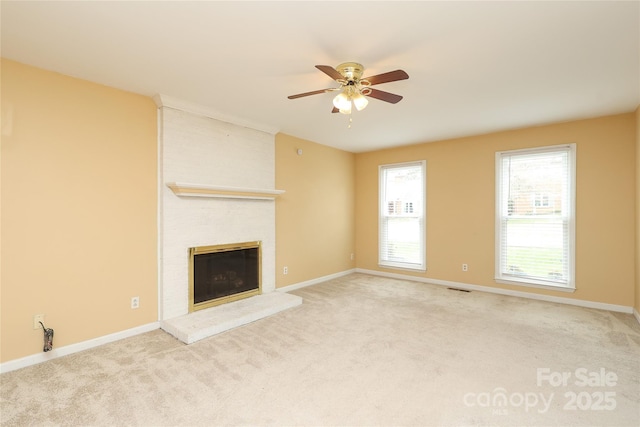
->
447;287;471;293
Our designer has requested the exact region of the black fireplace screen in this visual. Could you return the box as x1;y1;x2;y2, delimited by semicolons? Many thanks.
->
191;243;260;308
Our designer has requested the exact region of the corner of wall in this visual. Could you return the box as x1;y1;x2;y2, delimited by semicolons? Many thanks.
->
635;105;640;318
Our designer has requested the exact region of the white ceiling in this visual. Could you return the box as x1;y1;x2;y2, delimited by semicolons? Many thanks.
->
2;1;639;153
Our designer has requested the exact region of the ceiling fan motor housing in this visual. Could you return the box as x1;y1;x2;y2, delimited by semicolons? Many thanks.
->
336;62;365;82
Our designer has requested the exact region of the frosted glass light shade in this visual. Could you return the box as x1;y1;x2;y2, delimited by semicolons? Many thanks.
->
352;92;368;111
333;92;351;111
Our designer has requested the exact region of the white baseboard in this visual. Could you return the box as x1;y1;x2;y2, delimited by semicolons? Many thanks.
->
356;268;635;315
277;269;356;293
4;270;638;374
0;322;160;374
2;268;354;374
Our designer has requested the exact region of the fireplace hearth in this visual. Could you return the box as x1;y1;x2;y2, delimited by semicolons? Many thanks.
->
189;241;261;312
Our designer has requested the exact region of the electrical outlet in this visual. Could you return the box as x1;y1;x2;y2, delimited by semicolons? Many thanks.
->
33;314;45;330
350;253;355;260
283;266;288;275
462;264;468;272
131;296;140;309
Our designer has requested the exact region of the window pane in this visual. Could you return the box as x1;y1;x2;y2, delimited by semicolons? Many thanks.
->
502;217;568;282
382;217;422;265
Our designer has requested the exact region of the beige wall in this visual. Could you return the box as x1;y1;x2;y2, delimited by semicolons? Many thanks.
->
1;60;158;363
275;134;355;287
355;113;636;307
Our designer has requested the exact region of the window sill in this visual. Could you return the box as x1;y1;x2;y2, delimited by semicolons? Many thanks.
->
379;263;426;273
495;277;575;293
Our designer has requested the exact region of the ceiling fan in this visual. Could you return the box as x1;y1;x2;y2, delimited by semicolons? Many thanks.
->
288;62;409;115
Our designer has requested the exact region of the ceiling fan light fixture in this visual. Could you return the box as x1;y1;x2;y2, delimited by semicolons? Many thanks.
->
352;92;368;111
333;91;351;111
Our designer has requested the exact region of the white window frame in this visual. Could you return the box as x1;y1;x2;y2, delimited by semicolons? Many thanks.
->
379;160;426;271
495;144;576;291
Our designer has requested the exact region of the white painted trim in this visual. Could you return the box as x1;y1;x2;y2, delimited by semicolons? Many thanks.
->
356;268;634;314
277;269;356;293
495;278;575;293
634;308;640;325
157;107;164;322
0;322;160;374
166;182;285;200
153;94;280;135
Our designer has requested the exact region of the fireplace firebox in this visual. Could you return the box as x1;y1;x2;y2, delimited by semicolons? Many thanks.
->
189;241;261;312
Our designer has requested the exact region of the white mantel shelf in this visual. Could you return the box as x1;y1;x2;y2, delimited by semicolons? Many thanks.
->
167;182;285;200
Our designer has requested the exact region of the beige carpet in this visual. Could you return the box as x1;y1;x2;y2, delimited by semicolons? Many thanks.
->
2;273;639;426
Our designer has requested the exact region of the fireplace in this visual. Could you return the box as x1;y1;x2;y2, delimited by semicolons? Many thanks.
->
189;241;261;312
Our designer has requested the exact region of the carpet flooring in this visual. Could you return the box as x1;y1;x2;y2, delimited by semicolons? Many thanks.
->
1;273;639;426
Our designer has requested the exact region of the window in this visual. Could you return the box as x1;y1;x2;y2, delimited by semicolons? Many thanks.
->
533;193;551;208
496;144;576;290
379;161;426;271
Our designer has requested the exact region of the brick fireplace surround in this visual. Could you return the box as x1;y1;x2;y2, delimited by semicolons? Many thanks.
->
154;95;301;344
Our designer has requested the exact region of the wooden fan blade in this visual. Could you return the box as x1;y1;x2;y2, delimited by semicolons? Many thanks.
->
363;69;409;86
365;88;403;104
331;107;339;113
316;65;344;81
287;89;333;99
